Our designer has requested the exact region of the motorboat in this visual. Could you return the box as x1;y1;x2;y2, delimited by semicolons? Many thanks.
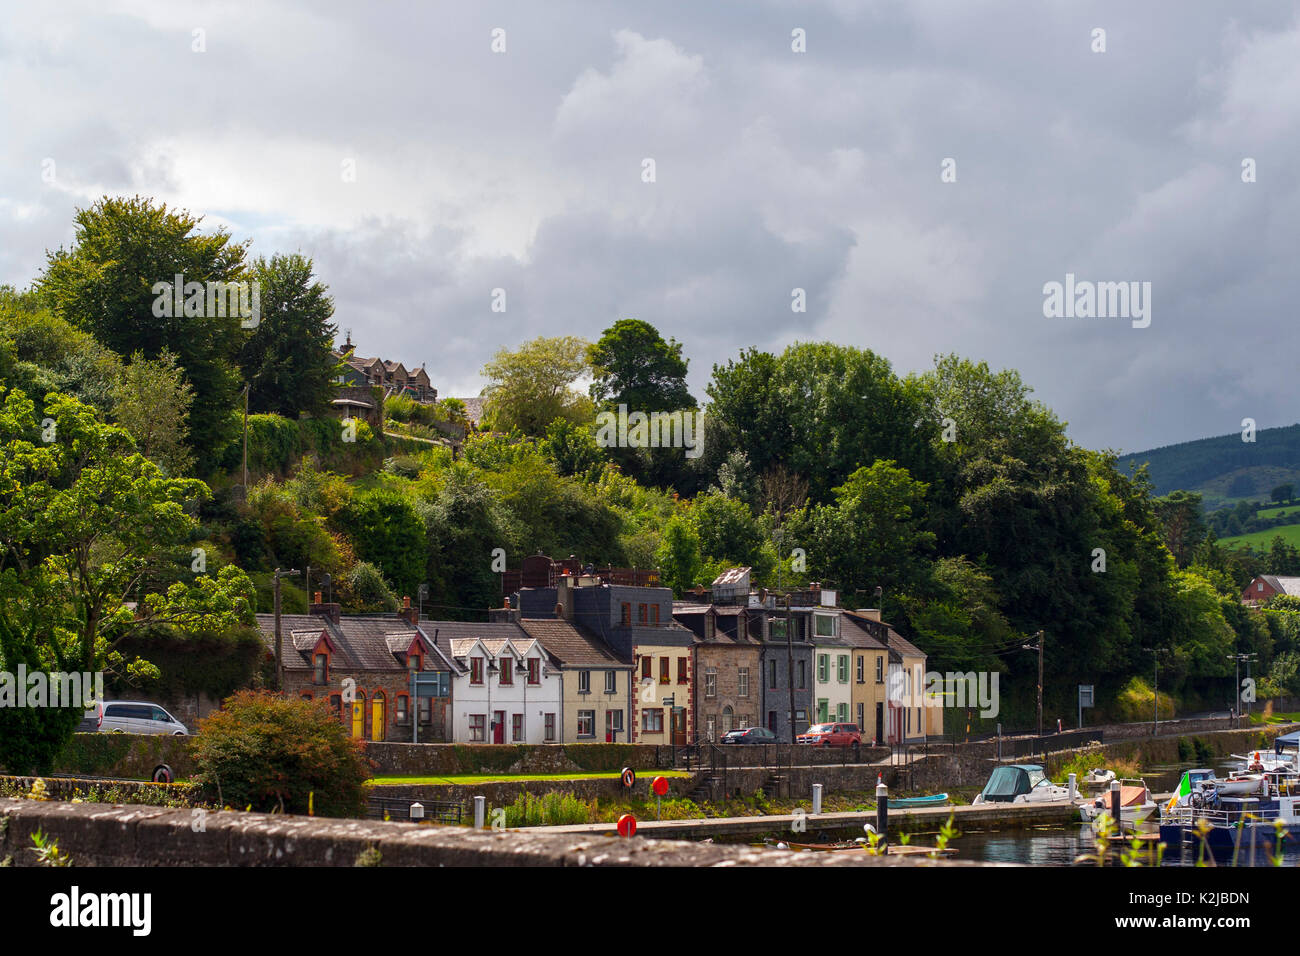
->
1160;756;1300;853
972;764;1073;805
1078;779;1156;826
1085;768;1115;785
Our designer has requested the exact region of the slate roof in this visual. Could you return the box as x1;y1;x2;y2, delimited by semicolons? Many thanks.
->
516;619;632;668
1261;575;1300;596
837;614;888;651
840;611;925;660
255;613;456;672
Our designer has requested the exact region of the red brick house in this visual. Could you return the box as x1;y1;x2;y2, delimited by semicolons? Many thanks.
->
255;599;459;742
1241;575;1300;606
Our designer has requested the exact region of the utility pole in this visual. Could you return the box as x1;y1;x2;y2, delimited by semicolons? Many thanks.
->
1142;647;1159;735
1022;631;1044;739
241;383;250;492
272;567;301;692
1226;653;1258;724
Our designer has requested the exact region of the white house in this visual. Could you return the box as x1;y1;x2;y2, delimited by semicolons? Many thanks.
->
444;629;563;745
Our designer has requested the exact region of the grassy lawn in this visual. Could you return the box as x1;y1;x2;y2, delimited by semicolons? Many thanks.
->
366;770;694;786
1253;505;1300;520
1248;711;1300;725
1222;521;1300;550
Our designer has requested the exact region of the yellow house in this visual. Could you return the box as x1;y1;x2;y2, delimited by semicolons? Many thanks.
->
841;612;889;745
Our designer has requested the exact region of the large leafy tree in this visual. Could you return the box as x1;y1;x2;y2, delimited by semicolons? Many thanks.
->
588;318;694;412
480;335;592;436
111;350;195;475
0;387;214;771
238;253;340;418
37;196;249;463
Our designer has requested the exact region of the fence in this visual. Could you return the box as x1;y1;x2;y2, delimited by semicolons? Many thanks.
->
365;796;463;824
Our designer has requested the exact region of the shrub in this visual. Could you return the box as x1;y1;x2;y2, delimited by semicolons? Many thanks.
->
342;561;398;612
191;691;371;817
501;791;595;827
1112;676;1175;723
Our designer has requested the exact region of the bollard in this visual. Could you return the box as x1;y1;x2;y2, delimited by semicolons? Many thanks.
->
473;795;486;829
1109;779;1121;828
876;775;889;850
409;802;425;821
812;783;823;815
1067;773;1077;802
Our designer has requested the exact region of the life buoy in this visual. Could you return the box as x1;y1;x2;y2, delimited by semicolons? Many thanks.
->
621;767;636;789
152;764;174;783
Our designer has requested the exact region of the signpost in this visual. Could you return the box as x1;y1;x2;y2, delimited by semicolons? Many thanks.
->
1078;684;1094;730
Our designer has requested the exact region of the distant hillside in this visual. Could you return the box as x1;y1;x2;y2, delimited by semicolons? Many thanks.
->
1116;422;1300;504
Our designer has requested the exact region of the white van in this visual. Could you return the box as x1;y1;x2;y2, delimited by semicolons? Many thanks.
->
83;701;189;736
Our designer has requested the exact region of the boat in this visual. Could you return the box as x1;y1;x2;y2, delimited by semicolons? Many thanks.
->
972;764;1073;805
890;793;950;807
1159;758;1300;853
1085;768;1116;785
1078;779;1156;826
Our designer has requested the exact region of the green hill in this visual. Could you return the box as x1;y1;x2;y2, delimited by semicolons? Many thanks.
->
1116;422;1300;505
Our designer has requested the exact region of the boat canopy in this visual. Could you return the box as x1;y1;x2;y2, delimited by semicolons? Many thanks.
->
1275;731;1299;754
979;765;1042;801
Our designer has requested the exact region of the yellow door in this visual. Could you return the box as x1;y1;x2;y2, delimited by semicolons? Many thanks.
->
351;700;364;738
371;696;385;741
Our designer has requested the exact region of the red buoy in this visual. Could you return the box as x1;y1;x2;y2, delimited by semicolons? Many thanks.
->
652;775;669;797
617;813;637;837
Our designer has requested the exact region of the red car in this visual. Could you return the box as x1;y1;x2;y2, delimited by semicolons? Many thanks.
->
797;722;862;747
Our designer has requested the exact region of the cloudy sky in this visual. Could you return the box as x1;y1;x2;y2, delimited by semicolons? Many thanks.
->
2;0;1297;454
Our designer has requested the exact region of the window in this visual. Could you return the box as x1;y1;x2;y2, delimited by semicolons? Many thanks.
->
605;669;617;694
329;695;342;720
300;693;313;701
622;603;632;625
722;705;734;734
408;651;422;673
706;714;716;741
768;711;777;731
837;702;849;723
314;653;328;685
643;708;664;733
418;696;431;724
641;656;652;681
677;657;688;684
470;657;484;685
738;667;749;698
608;710;624;733
544;713;557;742
856;656;865;683
875;657;884;683
797;659;807;689
659;657;670;684
817;654;829;684
578;670;591;694
771;619;787;639
499;657;513;685
639;603;648;624
1258;581;1265;592
577;710;595;738
651;605;660;624
837;655;849;684
794;709;807;729
768;659;777;689
815;614;836;637
396;695;409;723
469;714;486;742
857;702;865;731
512;713;524;742
705;667;717;698
528;658;540;685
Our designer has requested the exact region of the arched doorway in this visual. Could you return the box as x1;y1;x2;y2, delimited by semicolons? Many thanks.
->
351;692;366;739
721;705;734;735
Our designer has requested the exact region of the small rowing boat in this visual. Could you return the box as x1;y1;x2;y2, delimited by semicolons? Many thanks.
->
890;793;950;807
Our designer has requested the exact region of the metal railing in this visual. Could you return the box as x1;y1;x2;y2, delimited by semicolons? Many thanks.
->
366;797;463;824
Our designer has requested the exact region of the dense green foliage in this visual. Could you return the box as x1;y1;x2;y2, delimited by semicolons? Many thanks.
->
1116;422;1300;502
191;691;371;816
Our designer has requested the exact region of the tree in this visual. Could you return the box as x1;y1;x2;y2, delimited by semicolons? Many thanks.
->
238;253;340;418
480;335;592;436
0;387;211;771
1271;484;1294;504
38;196;249;462
111;350;195;474
191;691;370;816
655;514;704;597
588;319;695;412
1152;490;1207;567
333;489;426;599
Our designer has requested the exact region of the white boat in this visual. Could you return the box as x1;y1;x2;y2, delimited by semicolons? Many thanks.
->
972;764;1074;805
1085;768;1115;785
1078;779;1156;826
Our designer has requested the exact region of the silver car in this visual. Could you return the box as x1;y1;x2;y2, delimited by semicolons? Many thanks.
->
84;701;189;736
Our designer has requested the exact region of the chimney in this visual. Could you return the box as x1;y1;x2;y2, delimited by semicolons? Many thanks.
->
310;599;341;625
398;595;419;625
314;591;322;604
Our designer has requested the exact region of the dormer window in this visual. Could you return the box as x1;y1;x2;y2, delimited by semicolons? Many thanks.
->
471;656;485;685
527;658;540;685
500;657;514;685
314;652;329;684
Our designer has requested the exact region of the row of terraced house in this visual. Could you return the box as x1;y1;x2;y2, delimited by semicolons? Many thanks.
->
253;557;941;747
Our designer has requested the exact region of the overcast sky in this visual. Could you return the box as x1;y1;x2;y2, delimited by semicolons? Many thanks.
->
3;0;1297;454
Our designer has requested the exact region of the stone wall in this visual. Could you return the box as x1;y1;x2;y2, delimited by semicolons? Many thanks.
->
0;798;966;867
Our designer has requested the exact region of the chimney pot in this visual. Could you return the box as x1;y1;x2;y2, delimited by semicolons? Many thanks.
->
314;591;322;604
403;596;411;609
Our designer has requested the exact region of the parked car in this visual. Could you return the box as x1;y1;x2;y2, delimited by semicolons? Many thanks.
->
797;722;861;747
720;726;779;745
83;701;188;736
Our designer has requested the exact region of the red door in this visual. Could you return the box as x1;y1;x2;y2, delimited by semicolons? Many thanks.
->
493;710;505;744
